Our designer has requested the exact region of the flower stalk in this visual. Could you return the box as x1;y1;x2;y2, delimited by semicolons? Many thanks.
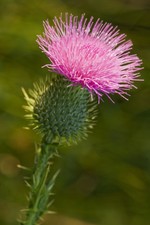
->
21;136;59;225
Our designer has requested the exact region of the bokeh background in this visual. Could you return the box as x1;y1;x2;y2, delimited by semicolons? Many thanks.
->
0;0;150;225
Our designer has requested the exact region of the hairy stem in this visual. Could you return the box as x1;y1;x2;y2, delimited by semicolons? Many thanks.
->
21;138;59;225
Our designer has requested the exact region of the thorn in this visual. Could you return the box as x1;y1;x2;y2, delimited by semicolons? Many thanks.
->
23;126;30;130
47;199;55;208
54;150;60;158
24;176;31;180
47;210;56;214
24;180;31;188
21;87;28;98
17;165;30;171
20;208;29;212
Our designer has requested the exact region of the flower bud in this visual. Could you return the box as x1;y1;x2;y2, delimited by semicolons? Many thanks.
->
23;75;97;144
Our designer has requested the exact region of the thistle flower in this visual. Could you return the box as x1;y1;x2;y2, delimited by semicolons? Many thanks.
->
37;13;143;102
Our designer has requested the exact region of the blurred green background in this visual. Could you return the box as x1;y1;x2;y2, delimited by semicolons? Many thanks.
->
0;0;149;225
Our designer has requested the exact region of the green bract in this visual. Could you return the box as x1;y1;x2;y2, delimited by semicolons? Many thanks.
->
23;75;97;144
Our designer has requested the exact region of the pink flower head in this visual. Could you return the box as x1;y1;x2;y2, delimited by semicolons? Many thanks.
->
37;13;143;102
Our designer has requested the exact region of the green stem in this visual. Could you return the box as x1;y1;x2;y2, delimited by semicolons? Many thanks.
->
21;138;59;225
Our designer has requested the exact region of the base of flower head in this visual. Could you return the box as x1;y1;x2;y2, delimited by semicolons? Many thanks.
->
22;74;98;144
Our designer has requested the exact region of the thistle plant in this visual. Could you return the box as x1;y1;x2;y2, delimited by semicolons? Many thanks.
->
20;13;143;225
